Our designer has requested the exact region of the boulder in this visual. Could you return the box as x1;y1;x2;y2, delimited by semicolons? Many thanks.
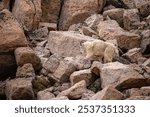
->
122;48;143;63
123;9;140;30
133;0;150;17
16;63;35;78
48;31;95;57
103;8;124;27
58;0;106;30
81;89;95;100
100;62;150;90
91;86;125;100
15;47;42;71
41;0;61;23
70;69;92;86
0;9;27;53
12;0;42;31
5;78;34;100
37;88;55;100
57;80;87;99
90;61;103;76
97;20;141;50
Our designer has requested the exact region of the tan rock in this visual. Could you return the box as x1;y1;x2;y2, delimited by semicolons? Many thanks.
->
52;59;77;82
122;48;143;63
16;63;35;78
70;69;92;86
41;0;61;23
37;88;55;100
0;9;27;53
57;80;87;99
100;62;150;90
12;0;42;31
58;0;106;30
48;31;95;57
91;86;125;100
133;0;150;17
127;96;150;100
15;47;41;71
123;9;140;30
98;20;141;50
5;78;34;100
103;8;124;27
121;0;136;8
84;14;104;31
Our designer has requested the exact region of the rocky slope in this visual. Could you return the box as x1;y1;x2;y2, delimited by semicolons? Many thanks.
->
0;0;150;100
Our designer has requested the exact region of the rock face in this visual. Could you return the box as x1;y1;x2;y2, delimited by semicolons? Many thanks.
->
41;0;61;23
58;0;106;30
12;0;42;31
0;9;27;53
48;31;95;57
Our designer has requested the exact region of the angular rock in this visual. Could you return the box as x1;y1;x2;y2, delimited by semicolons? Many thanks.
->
57;80;87;99
48;31;95;57
122;48;143;63
41;54;62;76
16;63;35;78
125;88;141;98
58;0;106;30
5;78;34;100
0;9;27;53
134;0;150;17
80;26;97;37
91;86;125;100
100;62;150;90
103;8;124;27
15;47;42;71
70;69;92;86
41;0;61;23
84;14;104;31
52;59;77;82
123;9;140;30
97;20;141;50
12;0;42;31
37;88;55;100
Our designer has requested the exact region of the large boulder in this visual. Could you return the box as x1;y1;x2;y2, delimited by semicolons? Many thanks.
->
5;78;34;100
41;0;61;23
48;31;95;57
58;0;106;30
0;9;27;53
97;20;141;50
12;0;42;31
100;62;150;90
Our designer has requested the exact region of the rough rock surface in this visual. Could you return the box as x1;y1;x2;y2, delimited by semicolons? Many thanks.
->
0;0;150;100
